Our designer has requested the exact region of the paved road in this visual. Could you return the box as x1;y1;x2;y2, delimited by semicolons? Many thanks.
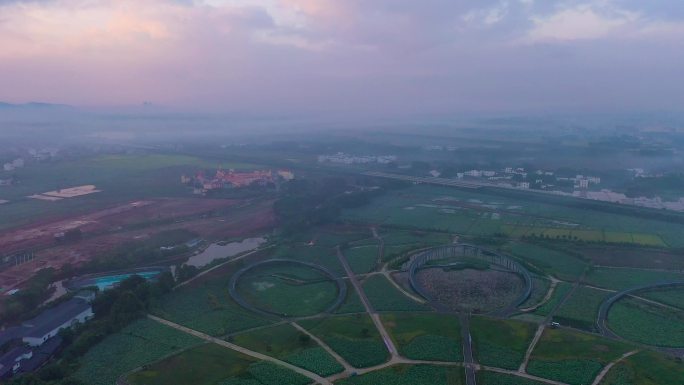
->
460;314;477;385
335;246;398;357
148;314;332;385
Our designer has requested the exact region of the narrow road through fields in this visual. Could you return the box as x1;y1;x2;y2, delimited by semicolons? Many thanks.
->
148;314;332;385
591;350;639;385
460;314;478;385
519;324;545;373
335;246;399;358
483;366;571;385
290;322;355;374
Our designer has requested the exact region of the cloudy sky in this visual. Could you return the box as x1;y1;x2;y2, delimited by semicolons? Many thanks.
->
0;0;682;116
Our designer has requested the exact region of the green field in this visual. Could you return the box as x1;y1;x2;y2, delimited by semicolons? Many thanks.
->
507;243;586;281
527;328;632;385
533;282;573;317
335;364;464;385
639;287;684;310
362;274;428;312
335;279;366;314
128;343;309;385
380;229;452;262
554;286;612;331
75;318;202;385
273;244;345;277
236;263;340;317
382;313;462;362
470;317;537;370
341;185;684;247
151;267;274;336
299;315;389;368
520;276;551;309
477;371;548;385
608;297;684;347
344;245;379;274
584;267;684;291
231;324;343;376
601;350;684;385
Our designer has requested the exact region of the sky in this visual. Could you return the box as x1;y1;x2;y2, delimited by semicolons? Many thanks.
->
0;0;683;117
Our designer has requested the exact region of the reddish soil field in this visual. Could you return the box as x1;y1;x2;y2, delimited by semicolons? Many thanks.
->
0;198;240;255
0;198;274;290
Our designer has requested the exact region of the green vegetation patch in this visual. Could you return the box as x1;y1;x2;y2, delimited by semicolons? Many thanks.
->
507;243;586;281
299;314;389;368
527;328;632;385
128;343;309;385
477;371;548;385
362;274;428;312
520;276;551;309
151;270;274;336
75;318;202;385
236;263;340;317
382;313;462;362
335;279;366;314
344;245;379;274
554;286;612;331
601;350;684;385
470;317;537;370
584;267;684;291
335;364;464;385
608;297;684;347
533;282;573;317
639;287;684;310
231;324;343;376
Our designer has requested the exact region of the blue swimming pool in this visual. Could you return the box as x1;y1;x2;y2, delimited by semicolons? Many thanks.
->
91;271;161;290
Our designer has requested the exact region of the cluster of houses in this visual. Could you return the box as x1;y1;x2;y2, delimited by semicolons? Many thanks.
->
318;153;397;165
182;168;295;193
0;291;95;380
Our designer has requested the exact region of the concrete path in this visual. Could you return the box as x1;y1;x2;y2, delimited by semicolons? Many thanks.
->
519;324;545;373
591;350;639;385
460;314;478;385
483;366;571;385
335;246;399;357
291;322;355;374
148;314;332;385
520;276;559;312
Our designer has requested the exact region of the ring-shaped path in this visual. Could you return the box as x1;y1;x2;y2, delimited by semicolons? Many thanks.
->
408;243;533;316
229;258;347;319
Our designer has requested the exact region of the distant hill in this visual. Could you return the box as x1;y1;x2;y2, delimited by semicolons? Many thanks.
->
0;102;71;109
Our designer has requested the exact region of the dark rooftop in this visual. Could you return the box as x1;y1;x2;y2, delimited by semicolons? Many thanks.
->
22;298;91;339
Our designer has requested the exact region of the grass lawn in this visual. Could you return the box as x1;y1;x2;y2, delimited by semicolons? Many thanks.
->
533;282;573;317
74;318;202;385
554;286;612;331
128;343;310;385
231;323;344;376
344;245;379;274
236;263;340;317
470;317;537;370
520;276;551;309
608;297;684;347
362;274;428;312
584;267;684;291
527;328;632;385
507;243;587;281
382;313;462;362
299;314;389;368
335;279;366;314
601;350;684;385
639;287;684;310
335;364;464;385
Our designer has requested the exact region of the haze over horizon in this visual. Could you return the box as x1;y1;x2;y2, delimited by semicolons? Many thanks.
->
1;0;683;118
